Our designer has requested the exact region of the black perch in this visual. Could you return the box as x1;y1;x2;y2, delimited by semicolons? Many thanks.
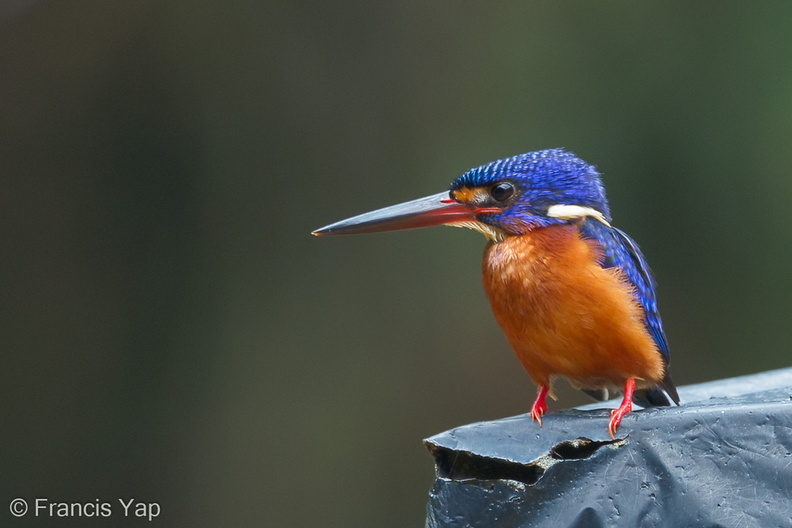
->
424;368;792;528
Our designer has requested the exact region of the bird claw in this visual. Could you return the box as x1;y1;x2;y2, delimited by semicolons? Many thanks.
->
607;378;636;438
530;401;547;426
529;385;550;427
607;407;628;439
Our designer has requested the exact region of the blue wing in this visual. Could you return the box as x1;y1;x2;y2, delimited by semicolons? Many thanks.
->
579;219;669;363
579;219;679;406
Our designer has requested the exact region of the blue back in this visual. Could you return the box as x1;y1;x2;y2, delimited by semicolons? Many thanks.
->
580;220;670;364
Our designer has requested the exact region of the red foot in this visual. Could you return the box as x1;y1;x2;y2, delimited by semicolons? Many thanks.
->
530;385;549;426
608;378;636;438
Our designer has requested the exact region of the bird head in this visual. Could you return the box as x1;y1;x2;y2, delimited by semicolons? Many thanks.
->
312;148;612;241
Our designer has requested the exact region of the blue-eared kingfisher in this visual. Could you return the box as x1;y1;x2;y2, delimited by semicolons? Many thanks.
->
312;148;679;437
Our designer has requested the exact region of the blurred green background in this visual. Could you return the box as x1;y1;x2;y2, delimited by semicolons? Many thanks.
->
2;1;791;526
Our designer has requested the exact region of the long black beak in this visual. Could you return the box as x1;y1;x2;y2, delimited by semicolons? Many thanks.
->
312;192;497;236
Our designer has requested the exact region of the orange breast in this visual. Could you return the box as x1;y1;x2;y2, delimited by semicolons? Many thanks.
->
482;225;663;391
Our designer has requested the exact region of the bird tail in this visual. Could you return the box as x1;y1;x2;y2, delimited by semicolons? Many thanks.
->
632;388;671;407
581;372;681;407
633;371;680;407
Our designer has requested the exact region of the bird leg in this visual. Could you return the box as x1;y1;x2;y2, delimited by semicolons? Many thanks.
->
608;378;636;438
529;384;549;426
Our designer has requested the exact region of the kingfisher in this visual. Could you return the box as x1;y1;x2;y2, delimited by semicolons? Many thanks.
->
312;148;679;437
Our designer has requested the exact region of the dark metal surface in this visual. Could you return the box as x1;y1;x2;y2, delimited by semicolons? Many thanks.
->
424;368;792;528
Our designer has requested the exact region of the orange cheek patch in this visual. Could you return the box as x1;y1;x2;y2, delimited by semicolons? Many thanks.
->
452;186;487;204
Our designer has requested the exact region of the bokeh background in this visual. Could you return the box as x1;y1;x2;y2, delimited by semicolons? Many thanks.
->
2;2;792;526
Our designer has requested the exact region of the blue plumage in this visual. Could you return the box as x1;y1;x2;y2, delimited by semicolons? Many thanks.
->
451;149;665;355
450;148;678;405
451;148;612;233
314;147;680;429
580;220;669;362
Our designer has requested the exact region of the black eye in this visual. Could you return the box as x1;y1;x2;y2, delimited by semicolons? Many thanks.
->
490;182;515;202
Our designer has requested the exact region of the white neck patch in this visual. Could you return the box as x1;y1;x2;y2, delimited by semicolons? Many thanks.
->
546;204;611;227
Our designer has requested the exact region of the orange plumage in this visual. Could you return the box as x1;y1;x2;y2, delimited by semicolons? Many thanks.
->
482;224;664;396
313;149;679;436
